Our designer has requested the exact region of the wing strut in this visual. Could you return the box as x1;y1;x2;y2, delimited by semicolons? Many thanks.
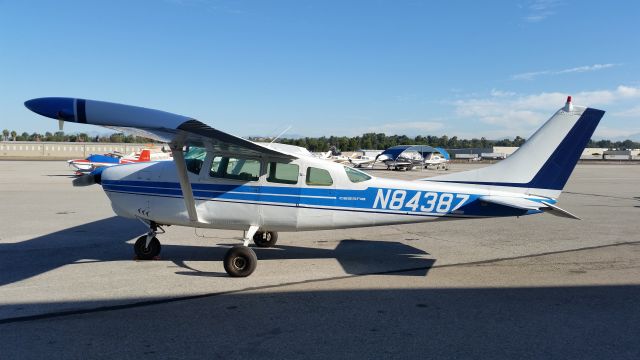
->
171;146;201;223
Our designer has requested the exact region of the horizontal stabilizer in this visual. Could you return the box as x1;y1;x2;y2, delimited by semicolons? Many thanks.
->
479;195;544;210
479;195;580;220
541;201;581;220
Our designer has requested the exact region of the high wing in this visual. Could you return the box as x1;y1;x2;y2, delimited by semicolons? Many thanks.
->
24;97;296;160
25;97;296;224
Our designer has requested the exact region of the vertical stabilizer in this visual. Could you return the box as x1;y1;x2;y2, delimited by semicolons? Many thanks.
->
137;149;151;162
425;97;605;198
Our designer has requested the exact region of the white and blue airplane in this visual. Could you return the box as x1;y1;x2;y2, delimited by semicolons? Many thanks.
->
25;96;605;277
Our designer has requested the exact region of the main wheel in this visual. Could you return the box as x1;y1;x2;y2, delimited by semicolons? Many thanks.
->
134;235;161;260
224;245;257;277
253;231;278;248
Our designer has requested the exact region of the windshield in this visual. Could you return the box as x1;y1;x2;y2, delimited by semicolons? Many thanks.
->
184;146;207;174
185;146;207;160
344;166;372;183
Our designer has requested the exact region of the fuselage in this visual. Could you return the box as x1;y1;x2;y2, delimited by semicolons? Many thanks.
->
98;151;549;232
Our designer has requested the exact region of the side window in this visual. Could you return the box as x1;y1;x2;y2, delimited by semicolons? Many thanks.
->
209;156;224;177
306;167;333;186
344;166;371;183
267;162;299;184
209;156;261;181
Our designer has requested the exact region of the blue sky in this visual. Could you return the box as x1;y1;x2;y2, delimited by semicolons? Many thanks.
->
1;0;638;140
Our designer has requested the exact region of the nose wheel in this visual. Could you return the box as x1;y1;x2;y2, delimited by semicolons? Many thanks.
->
134;222;164;260
134;235;161;260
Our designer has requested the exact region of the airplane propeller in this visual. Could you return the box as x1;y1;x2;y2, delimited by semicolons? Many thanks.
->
72;168;104;187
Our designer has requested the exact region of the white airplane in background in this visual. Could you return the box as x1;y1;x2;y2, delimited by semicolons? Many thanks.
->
347;155;374;168
423;153;449;170
25;96;604;277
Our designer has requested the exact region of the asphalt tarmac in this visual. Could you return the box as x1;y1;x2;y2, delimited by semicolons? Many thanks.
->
1;161;639;359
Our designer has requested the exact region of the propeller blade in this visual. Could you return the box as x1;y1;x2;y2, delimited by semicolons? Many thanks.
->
72;174;95;187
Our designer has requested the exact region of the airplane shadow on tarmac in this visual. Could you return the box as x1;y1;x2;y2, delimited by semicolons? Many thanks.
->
0;217;433;287
170;239;433;278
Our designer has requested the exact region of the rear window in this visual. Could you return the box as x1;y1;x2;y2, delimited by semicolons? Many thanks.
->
344;166;371;183
267;162;299;184
306;167;333;186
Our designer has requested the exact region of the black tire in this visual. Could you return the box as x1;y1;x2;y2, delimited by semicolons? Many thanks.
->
253;231;278;248
134;235;161;260
224;246;257;277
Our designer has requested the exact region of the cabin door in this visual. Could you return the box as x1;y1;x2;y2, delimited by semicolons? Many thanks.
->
297;164;337;230
258;160;302;232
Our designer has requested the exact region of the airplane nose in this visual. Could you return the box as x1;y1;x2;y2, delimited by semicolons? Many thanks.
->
24;97;76;121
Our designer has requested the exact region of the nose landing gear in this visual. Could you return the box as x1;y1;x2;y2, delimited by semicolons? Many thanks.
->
134;222;164;260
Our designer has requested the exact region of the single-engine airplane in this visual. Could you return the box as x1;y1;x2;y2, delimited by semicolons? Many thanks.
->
68;149;153;174
25;96;604;277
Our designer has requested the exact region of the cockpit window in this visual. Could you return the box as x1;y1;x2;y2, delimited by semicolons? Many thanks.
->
210;156;261;181
344;166;372;183
185;146;207;175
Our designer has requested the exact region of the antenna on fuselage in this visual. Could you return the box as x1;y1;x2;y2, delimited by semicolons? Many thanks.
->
270;125;292;144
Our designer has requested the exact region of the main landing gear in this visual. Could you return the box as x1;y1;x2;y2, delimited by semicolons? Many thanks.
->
223;226;278;277
134;223;278;277
253;231;278;248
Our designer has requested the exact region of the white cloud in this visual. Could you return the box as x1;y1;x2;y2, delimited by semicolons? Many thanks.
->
593;126;640;139
613;105;640;118
512;63;619;81
453;85;640;136
524;0;562;22
490;89;516;97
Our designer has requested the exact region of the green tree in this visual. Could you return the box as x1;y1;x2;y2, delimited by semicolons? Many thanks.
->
10;130;17;141
52;131;65;141
513;136;526;147
2;129;8;141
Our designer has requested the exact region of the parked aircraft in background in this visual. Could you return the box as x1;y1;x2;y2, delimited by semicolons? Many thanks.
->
347;154;377;168
25;96;604;277
378;145;450;171
423;147;450;170
67;149;171;174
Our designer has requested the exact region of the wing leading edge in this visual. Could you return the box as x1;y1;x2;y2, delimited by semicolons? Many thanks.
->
24;97;296;160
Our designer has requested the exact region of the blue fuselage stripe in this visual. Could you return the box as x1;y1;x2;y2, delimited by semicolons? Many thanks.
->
102;180;532;217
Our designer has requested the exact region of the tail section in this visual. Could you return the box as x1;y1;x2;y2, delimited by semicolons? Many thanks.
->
137;149;151;162
426;97;605;198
